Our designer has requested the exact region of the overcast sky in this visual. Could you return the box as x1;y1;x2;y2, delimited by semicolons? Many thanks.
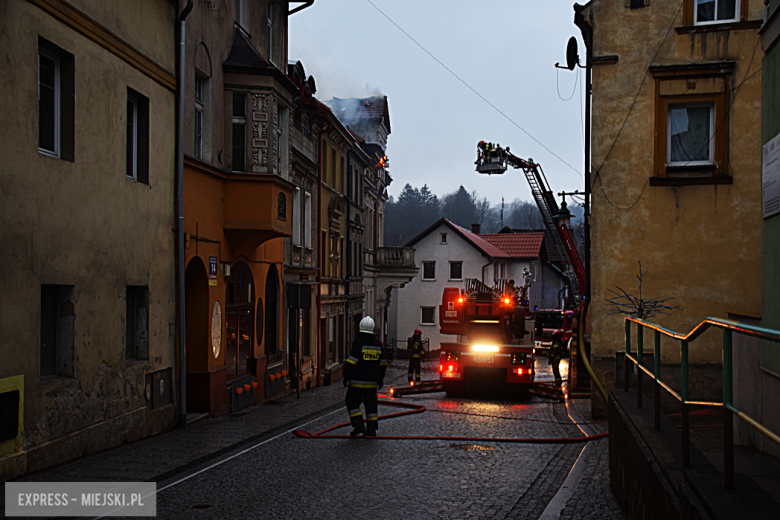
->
289;0;587;207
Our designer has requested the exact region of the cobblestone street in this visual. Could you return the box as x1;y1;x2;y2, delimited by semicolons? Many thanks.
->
4;361;624;519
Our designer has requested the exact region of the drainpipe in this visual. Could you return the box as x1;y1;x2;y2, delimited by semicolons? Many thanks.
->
345;150;351;348
316;119;331;386
176;0;194;429
574;7;593;308
481;257;493;285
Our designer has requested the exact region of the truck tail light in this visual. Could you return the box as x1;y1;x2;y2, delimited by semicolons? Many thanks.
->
515;368;524;375
449;365;454;372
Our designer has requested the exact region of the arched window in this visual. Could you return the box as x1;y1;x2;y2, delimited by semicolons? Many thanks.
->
264;265;279;355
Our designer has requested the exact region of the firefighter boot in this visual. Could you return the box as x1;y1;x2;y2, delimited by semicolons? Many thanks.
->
349;424;366;436
365;423;377;437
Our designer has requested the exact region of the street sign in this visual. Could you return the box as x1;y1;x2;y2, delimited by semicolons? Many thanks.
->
209;256;218;286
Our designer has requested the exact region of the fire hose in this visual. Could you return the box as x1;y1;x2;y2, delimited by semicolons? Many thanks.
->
293;399;607;443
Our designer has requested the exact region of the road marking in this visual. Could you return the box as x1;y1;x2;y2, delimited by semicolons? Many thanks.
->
90;409;342;520
537;402;596;520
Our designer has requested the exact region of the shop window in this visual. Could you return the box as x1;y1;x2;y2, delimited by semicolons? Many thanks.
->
126;286;149;360
226;261;254;380
422;261;436;280
40;285;75;377
264;265;279;355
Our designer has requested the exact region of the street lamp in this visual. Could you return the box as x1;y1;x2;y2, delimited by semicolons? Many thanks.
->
554;200;572;228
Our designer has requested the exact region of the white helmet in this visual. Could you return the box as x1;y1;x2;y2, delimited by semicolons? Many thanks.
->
359;316;375;333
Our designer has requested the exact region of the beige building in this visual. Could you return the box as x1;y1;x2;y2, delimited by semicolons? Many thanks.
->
576;0;764;415
0;0;178;480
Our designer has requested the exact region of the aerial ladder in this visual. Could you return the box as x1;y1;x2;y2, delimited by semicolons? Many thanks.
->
475;142;585;307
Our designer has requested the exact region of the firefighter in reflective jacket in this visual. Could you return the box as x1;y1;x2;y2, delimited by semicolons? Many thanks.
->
408;329;424;383
343;316;387;437
550;331;563;386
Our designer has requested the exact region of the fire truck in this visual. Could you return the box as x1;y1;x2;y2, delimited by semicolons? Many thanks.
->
437;278;534;397
475;141;586;351
533;309;575;352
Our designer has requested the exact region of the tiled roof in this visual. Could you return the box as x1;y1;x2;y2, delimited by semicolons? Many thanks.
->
479;233;544;259
405;218;510;259
448;222;511;259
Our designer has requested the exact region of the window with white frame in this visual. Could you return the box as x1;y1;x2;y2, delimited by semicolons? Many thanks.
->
449;261;463;280
232;92;246;171
667;103;715;166
694;0;739;24
421;307;436;325
422;261;436;280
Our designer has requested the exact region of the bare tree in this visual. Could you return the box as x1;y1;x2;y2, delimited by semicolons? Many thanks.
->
605;262;680;320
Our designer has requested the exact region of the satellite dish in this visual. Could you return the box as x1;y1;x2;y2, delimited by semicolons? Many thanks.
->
566;37;579;70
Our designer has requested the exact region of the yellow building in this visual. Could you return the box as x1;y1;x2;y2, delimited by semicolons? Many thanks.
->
0;0;178;480
576;0;764;415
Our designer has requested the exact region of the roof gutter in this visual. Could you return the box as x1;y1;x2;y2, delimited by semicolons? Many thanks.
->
176;0;194;429
288;1;314;15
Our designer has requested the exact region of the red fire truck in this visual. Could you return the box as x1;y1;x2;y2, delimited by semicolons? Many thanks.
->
438;278;534;396
533;309;575;353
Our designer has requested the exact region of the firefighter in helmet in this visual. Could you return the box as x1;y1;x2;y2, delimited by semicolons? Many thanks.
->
408;329;424;384
343;316;387;437
550;331;564;386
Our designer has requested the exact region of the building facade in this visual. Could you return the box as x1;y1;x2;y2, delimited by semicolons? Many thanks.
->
576;0;765;415
0;0;178;480
181;0;302;416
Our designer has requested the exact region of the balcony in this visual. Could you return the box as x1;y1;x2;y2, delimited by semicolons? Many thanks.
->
375;247;415;267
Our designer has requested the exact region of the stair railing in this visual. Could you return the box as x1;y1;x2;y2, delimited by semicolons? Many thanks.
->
623;316;780;489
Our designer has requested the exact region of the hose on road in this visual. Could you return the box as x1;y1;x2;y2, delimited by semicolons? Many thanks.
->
293;399;607;443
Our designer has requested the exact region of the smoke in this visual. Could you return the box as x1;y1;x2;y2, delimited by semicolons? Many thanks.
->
365;83;383;97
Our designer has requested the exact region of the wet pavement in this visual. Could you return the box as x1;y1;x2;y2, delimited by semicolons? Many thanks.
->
5;358;624;520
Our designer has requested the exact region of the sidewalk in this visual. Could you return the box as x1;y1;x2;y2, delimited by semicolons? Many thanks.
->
7;365;407;485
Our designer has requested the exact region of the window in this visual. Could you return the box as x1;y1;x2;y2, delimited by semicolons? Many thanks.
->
195;76;204;160
650;63;731;181
277;106;289;177
449;261;463;280
667;103;715;166
236;0;249;29
126;88;149;183
38;38;74;161
440;233;447;244
293;188;301;245
304;192;312;248
422;261;436;280
232;92;246;172
267;2;277;64
626;0;648;8
126;286;149;360
331;147;337;187
40;285;75;377
421;307;436;325
695;0;739;24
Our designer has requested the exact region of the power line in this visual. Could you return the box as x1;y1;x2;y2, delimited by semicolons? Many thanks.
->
592;0;684;176
364;0;582;178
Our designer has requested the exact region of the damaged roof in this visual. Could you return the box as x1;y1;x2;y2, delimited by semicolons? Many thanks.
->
328;96;391;134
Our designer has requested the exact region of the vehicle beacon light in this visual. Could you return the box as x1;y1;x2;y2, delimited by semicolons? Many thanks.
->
514;368;524;375
439;364;443;371
472;344;499;353
504;298;510;305
449;365;454;371
458;297;463;303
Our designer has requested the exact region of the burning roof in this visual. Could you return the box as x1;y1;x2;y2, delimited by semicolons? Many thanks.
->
327;96;391;136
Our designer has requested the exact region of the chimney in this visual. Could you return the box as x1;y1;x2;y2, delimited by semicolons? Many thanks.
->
471;223;481;234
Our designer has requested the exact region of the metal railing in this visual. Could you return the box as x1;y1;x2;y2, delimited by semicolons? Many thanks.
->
387;338;431;361
375;247;415;267
623;316;780;489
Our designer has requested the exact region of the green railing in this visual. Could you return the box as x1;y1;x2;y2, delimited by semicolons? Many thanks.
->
623;316;780;489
